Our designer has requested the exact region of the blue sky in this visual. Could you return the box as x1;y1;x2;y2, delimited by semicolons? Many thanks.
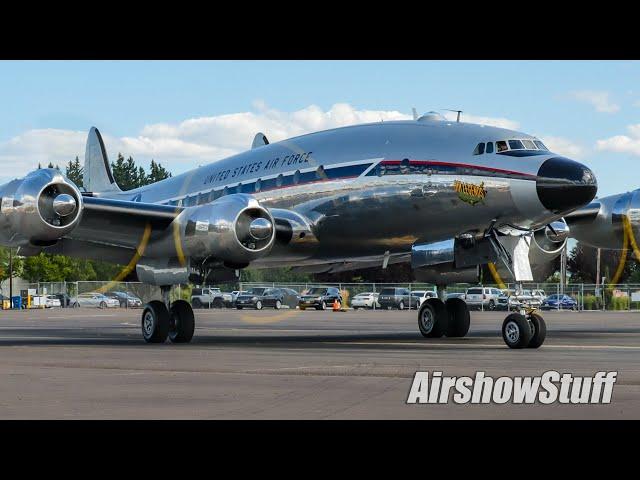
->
1;60;639;197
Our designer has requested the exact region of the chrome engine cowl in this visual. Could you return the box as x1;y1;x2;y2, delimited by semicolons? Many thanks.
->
144;193;275;264
0;168;83;246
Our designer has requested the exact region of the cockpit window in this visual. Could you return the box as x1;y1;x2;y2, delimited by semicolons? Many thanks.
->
522;139;537;150
533;140;548;151
473;143;485;155
496;141;508;152
508;139;525;150
485;142;494;154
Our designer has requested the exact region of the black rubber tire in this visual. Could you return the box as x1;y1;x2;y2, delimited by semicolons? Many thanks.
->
275;300;282;310
398;301;405;311
236;306;243;310
319;301;326;311
527;313;547;349
418;299;448;338
192;298;203;309
141;300;170;344
445;298;470;337
212;298;224;309
502;313;532;349
169;300;195;343
100;301;107;309
488;300;496;311
255;300;263;310
120;301;126;308
300;306;306;311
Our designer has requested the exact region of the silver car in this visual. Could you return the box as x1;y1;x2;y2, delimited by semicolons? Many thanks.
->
464;287;502;310
351;292;380;309
72;292;120;308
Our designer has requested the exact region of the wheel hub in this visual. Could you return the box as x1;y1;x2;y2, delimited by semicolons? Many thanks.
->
143;312;154;336
505;321;520;344
421;309;434;333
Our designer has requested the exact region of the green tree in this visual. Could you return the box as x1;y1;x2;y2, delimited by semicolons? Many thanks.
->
0;247;23;283
66;156;83;187
147;159;171;184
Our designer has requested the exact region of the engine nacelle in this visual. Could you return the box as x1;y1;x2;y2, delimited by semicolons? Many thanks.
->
144;193;275;264
0;168;83;247
566;189;640;250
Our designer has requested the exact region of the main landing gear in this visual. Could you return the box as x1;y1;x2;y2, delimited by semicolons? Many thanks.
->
417;298;546;348
141;287;195;344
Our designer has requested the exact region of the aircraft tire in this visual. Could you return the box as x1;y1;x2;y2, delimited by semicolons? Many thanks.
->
527;313;546;349
169;300;195;343
445;298;470;337
418;299;448;338
502;313;532;349
142;300;170;343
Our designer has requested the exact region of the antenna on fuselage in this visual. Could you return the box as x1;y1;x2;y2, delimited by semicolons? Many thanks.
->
444;109;462;122
412;107;418;120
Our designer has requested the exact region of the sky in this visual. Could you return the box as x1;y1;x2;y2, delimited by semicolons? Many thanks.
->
0;60;639;197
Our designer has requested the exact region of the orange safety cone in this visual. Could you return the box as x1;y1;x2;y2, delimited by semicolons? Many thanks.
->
332;298;340;311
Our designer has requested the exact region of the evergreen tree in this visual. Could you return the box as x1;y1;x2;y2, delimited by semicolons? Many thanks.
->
66;156;83;187
147;159;171;184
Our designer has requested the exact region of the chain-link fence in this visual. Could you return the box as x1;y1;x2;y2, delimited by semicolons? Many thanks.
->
14;280;640;312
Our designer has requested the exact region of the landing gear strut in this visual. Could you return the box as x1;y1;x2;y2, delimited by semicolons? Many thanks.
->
141;286;195;344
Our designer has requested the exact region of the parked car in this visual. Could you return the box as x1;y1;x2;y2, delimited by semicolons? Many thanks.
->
299;287;342;310
410;290;437;307
446;292;466;300
51;293;72;308
496;291;521;311
235;287;298;309
191;287;225;308
378;287;418;310
105;291;143;308
541;294;578;310
221;291;234;307
464;287;502;310
45;295;62;308
531;289;547;304
351;292;380;309
71;292;119;308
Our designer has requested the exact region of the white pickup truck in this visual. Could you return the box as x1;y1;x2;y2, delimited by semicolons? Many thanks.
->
191;288;226;308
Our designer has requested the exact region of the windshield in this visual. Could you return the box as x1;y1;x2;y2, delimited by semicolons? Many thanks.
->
246;288;267;295
379;288;396;295
307;288;328;295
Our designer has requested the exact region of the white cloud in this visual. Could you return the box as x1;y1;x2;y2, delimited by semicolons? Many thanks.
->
596;124;640;156
0;103;520;182
537;135;585;158
569;90;620;113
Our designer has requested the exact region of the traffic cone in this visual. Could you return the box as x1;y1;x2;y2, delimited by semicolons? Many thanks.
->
333;298;340;311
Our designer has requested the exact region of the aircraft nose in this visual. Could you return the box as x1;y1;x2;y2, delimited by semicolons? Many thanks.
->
536;157;597;214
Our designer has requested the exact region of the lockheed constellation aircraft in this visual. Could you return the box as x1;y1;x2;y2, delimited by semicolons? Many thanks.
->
0;112;597;348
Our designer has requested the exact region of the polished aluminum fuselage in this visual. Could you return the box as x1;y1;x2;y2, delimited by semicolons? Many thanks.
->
100;120;560;268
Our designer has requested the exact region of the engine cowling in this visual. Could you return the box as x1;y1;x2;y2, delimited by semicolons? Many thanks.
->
144;193;275;264
0;168;83;247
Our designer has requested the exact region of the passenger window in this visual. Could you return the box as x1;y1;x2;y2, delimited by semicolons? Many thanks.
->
508;140;525;150
522;139;536;150
473;143;485;155
316;166;327;180
496;141;508;152
485;142;494;154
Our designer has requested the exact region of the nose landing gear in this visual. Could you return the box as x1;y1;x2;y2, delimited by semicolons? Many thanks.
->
501;309;546;349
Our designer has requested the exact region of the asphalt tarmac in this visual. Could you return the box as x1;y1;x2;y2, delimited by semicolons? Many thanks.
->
0;306;638;419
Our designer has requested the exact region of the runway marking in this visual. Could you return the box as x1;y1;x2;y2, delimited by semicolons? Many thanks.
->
240;310;299;325
322;341;640;351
